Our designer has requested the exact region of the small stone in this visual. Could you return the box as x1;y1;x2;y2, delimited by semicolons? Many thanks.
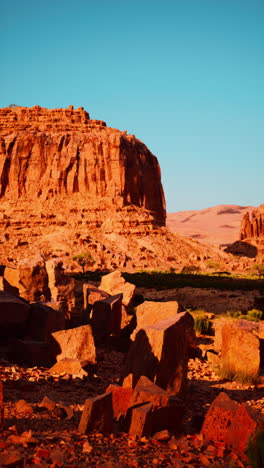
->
39;396;56;411
152;429;170;441
15;399;34;414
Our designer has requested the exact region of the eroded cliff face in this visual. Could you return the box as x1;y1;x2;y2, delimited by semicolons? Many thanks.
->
240;205;264;240
0;105;166;226
0;105;231;270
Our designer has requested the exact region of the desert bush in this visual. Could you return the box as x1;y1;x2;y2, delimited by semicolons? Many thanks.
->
252;263;264;279
226;309;263;322
217;366;258;385
246;429;264;468
238;314;261;322
72;252;95;272
247;309;263;320
181;265;201;275
205;260;222;270
193;314;213;335
227;310;242;319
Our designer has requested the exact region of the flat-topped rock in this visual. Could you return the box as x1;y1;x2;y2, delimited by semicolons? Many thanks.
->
132;300;179;339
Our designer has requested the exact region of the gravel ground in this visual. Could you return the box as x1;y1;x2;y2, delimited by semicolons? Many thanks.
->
0;344;262;467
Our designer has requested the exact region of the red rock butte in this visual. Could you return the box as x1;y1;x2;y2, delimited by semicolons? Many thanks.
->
240;204;264;240
0;105;165;227
0;105;228;269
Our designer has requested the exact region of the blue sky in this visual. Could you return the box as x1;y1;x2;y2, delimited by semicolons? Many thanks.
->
1;0;263;212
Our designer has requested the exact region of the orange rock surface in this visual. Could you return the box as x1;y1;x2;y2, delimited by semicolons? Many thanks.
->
0;105;230;270
0;105;165;223
240;204;264;239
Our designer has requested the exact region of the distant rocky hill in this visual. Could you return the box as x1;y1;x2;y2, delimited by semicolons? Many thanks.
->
167;205;255;247
0;106;231;270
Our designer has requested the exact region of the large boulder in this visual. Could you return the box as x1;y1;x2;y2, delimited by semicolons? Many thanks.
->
8;339;54;367
106;385;134;420
46;259;83;324
91;293;122;338
78;392;113;434
51;325;96;365
83;284;110;310
201;392;239;442
202;392;264;461
225;403;264;457
132;300;179;339
129;375;173;409
0;291;30;337
124;311;194;395
100;271;135;307
218;319;261;379
5;256;51;302
27;302;65;342
128;403;153;437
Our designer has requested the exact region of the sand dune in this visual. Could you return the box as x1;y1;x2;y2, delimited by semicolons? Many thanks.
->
167;205;255;246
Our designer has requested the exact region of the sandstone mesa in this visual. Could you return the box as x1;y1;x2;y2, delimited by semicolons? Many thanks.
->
0;106;263;466
0;105;228;270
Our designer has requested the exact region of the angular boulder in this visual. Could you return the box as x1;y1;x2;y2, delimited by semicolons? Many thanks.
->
46;259;83;321
11;255;50;301
226;403;264;457
83;283;109;310
128;403;153;437
202;392;264;462
106;385;134;419
0;291;30;337
201;392;239;442
27;302;65;342
91;293;122;338
124;311;194;395
128;376;185;433
8;339;54;367
51;325;96;365
129;375;173;409
132;300;179;339
49;359;87;377
78;392;113;434
100;271;135;307
221;320;260;379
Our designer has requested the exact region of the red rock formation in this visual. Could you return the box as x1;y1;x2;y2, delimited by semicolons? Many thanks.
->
0;105;165;226
240;204;264;240
0;105;230;270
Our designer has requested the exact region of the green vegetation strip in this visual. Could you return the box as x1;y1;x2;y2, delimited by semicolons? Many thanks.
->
72;270;264;292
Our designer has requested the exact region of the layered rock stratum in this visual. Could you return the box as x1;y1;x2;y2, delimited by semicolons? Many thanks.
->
0;105;228;270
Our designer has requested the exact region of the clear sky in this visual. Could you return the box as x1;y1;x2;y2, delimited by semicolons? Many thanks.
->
1;0;263;212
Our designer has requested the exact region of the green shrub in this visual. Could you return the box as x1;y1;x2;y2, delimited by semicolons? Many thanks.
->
217;366;258;385
253;263;264;279
227;310;241;318
193;315;213;335
246;429;264;468
247;309;263;320
181;265;201;275
205;260;222;270
239;314;260;322
72;253;95;272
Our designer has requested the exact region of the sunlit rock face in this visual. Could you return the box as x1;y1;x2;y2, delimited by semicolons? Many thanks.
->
0;106;229;271
240;204;264;240
0;105;166;228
